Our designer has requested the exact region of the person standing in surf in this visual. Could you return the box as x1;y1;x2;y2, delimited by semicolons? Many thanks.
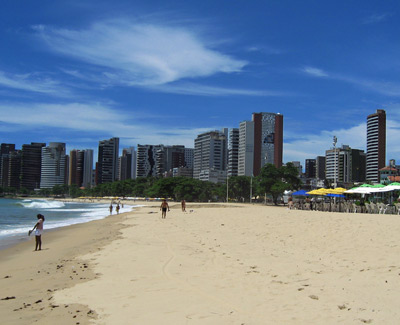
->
29;214;45;251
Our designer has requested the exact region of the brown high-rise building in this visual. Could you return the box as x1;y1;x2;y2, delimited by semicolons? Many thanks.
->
252;112;283;176
69;150;85;187
366;109;386;182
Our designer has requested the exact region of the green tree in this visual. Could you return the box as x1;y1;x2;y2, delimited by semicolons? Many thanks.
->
228;176;251;202
257;163;301;205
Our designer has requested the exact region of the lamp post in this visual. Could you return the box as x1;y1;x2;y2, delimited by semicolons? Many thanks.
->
333;136;337;189
250;174;253;203
226;173;229;203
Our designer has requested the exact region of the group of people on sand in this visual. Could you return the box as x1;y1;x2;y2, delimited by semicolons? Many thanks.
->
109;201;123;215
28;199;187;251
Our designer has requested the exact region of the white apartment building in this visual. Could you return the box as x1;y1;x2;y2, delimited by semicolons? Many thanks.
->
40;142;67;189
238;121;254;176
193;131;226;183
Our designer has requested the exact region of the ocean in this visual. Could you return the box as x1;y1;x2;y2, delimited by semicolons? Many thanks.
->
0;198;135;250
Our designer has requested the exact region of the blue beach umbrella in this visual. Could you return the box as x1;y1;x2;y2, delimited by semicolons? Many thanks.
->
292;190;309;196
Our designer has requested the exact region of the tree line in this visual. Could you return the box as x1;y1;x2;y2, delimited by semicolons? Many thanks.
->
0;163;301;204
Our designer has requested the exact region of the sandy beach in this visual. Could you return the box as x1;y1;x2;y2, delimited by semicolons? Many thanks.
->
1;202;400;324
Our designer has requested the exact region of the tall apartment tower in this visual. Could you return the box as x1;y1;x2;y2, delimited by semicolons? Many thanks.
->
0;143;16;187
238;112;283;177
69;150;84;186
40;143;67;189
136;145;164;178
326;145;366;184
252;112;283;175
194;131;227;183
184;148;194;169
305;159;316;178
119;147;136;181
97;137;119;184
227;128;239;177
82;149;94;188
20;142;46;190
366;109;386;183
316;156;326;180
164;146;186;172
238;121;254;176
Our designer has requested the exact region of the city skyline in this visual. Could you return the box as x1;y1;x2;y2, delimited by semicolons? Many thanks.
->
1;1;400;163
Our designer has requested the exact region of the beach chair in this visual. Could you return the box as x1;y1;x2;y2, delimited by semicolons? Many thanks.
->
369;202;378;214
365;203;372;214
377;203;387;214
344;202;351;213
395;203;400;215
352;203;360;213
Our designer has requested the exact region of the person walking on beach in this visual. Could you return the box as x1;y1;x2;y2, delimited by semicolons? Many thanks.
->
181;199;186;212
116;204;120;214
29;214;45;251
109;204;113;215
160;199;170;219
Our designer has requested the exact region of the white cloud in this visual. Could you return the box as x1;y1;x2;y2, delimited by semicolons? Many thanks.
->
302;66;329;78
150;82;287;97
302;66;400;97
0;71;71;96
0;102;207;148
33;20;247;86
362;13;392;25
284;114;400;164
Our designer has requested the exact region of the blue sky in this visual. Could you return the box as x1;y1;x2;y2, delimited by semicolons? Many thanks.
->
1;0;400;165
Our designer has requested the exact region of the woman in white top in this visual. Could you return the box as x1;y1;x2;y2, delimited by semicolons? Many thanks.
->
30;214;45;251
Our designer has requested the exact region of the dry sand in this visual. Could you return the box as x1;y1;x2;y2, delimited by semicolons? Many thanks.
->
1;202;400;324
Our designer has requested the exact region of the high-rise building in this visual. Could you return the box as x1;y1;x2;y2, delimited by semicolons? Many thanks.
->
0;143;15;187
184;148;194;169
8;151;22;189
119;147;136;181
20;142;46;190
164;146;186;172
238;121;254;176
238;112;283;177
366;109;386;183
326;145;366;184
136;144;164;178
289;161;302;176
69;149;94;188
82;149;94;188
97;137;119;184
40;143;67;189
252;112;283;175
194;131;227;183
227;128;239;177
316;156;326;180
305;159;316;178
69;150;84;186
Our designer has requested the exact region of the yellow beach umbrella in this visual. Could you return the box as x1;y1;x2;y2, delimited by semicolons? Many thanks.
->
330;187;347;194
307;188;329;195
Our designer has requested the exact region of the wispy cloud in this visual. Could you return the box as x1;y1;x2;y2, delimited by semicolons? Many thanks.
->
33;20;247;87
362;13;393;25
0;71;71;96
150;82;287;97
0;101;210;148
302;66;329;78
302;66;400;97
245;45;282;55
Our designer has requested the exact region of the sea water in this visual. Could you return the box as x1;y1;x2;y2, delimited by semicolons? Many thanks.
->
0;198;134;250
